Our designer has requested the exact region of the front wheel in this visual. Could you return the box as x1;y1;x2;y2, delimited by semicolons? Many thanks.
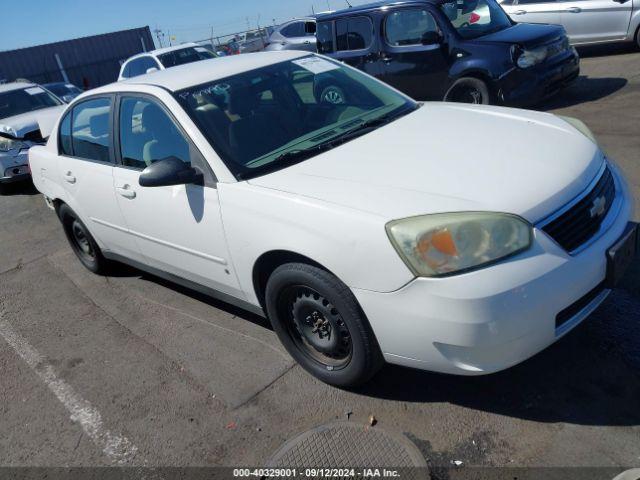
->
444;77;492;105
265;263;384;388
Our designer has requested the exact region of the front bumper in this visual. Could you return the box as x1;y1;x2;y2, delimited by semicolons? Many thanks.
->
353;163;634;376
499;49;580;107
0;151;31;183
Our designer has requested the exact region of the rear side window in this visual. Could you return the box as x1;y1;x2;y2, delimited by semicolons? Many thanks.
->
385;9;439;46
336;16;373;51
70;98;112;163
317;21;335;53
59;112;72;155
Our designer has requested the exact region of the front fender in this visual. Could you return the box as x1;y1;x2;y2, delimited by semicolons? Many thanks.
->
219;183;415;305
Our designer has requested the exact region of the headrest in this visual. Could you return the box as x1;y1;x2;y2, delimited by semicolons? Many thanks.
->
89;113;109;137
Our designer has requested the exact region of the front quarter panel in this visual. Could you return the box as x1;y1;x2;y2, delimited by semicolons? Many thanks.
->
219;182;415;305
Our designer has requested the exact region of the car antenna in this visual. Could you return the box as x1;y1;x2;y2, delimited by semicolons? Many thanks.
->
345;0;353;6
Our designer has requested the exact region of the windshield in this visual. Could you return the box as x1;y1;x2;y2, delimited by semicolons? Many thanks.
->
158;47;217;68
45;84;82;97
175;55;416;180
0;86;62;120
441;0;512;39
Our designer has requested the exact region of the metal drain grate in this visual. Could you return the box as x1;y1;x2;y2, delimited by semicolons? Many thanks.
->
267;421;427;476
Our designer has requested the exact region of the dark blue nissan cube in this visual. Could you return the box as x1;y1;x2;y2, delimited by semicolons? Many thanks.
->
315;0;580;106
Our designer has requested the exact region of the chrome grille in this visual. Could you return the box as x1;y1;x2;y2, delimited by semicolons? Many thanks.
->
542;166;616;253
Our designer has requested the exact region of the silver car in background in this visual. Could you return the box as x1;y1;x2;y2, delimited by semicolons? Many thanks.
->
0;83;65;191
265;18;317;51
498;0;640;46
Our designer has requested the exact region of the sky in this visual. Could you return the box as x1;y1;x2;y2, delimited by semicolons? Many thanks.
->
1;0;373;52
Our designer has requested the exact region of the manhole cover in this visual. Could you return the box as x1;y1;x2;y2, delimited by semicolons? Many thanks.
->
268;421;427;474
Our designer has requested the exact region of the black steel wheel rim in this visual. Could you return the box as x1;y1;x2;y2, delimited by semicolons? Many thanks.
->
279;286;352;370
70;220;95;261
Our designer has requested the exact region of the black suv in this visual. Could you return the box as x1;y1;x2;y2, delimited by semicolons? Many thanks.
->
315;0;580;106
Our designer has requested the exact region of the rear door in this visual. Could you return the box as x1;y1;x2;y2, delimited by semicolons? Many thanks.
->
559;0;632;43
500;0;561;26
379;6;449;100
332;15;385;78
112;93;242;297
56;96;140;259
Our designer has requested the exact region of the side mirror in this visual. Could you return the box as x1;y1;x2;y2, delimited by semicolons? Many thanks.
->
138;157;203;188
146;67;159;75
422;31;442;46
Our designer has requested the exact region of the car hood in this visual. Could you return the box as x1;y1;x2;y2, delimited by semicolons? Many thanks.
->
0;105;66;140
248;103;604;224
477;23;565;47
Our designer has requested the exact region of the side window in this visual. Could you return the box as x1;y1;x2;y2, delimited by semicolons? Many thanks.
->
336;16;373;51
281;22;304;38
385;9;438;47
121;62;131;79
59;111;73;155
140;56;160;73
119;97;190;170
317;21;335;53
71;98;112;163
304;21;316;37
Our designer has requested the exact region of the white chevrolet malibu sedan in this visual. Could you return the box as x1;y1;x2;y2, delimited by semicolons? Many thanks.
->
29;51;637;387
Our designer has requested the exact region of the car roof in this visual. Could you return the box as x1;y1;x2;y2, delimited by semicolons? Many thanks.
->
317;0;439;19
104;50;310;93
126;42;202;62
0;82;35;94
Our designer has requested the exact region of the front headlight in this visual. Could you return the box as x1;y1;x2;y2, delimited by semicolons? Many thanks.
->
513;45;548;69
0;137;24;153
386;212;533;277
558;115;597;144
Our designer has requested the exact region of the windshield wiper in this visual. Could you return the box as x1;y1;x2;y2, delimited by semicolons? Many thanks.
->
238;105;419;180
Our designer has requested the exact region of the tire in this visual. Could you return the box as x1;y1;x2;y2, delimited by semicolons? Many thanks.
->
265;262;384;388
636;26;640;50
319;85;347;105
444;77;492;105
57;204;109;274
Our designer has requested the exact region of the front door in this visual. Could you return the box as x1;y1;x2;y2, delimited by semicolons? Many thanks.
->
56;95;140;259
113;94;242;298
559;0;632;43
379;7;450;100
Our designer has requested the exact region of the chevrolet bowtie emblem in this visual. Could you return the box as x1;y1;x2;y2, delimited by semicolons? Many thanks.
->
590;196;607;219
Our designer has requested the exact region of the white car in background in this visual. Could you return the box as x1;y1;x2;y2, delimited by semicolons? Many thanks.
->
0;82;65;192
498;0;640;46
118;43;217;81
30;52;637;387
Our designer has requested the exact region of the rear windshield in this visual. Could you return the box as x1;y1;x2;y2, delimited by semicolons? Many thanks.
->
441;0;512;39
0;86;62;120
158;47;217;68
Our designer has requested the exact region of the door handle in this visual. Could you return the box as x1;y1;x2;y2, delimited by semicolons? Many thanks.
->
116;185;136;199
513;9;528;14
565;6;581;12
63;172;76;184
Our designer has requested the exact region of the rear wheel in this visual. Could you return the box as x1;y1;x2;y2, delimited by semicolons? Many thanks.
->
58;204;109;274
444;77;492;105
265;263;383;388
636;26;640;50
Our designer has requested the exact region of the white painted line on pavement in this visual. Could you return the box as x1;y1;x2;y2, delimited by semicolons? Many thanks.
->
0;318;139;465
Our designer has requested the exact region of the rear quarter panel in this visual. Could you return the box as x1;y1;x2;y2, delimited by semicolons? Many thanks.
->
28;145;66;202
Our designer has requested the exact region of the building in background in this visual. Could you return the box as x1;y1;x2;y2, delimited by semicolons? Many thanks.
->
0;27;155;89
